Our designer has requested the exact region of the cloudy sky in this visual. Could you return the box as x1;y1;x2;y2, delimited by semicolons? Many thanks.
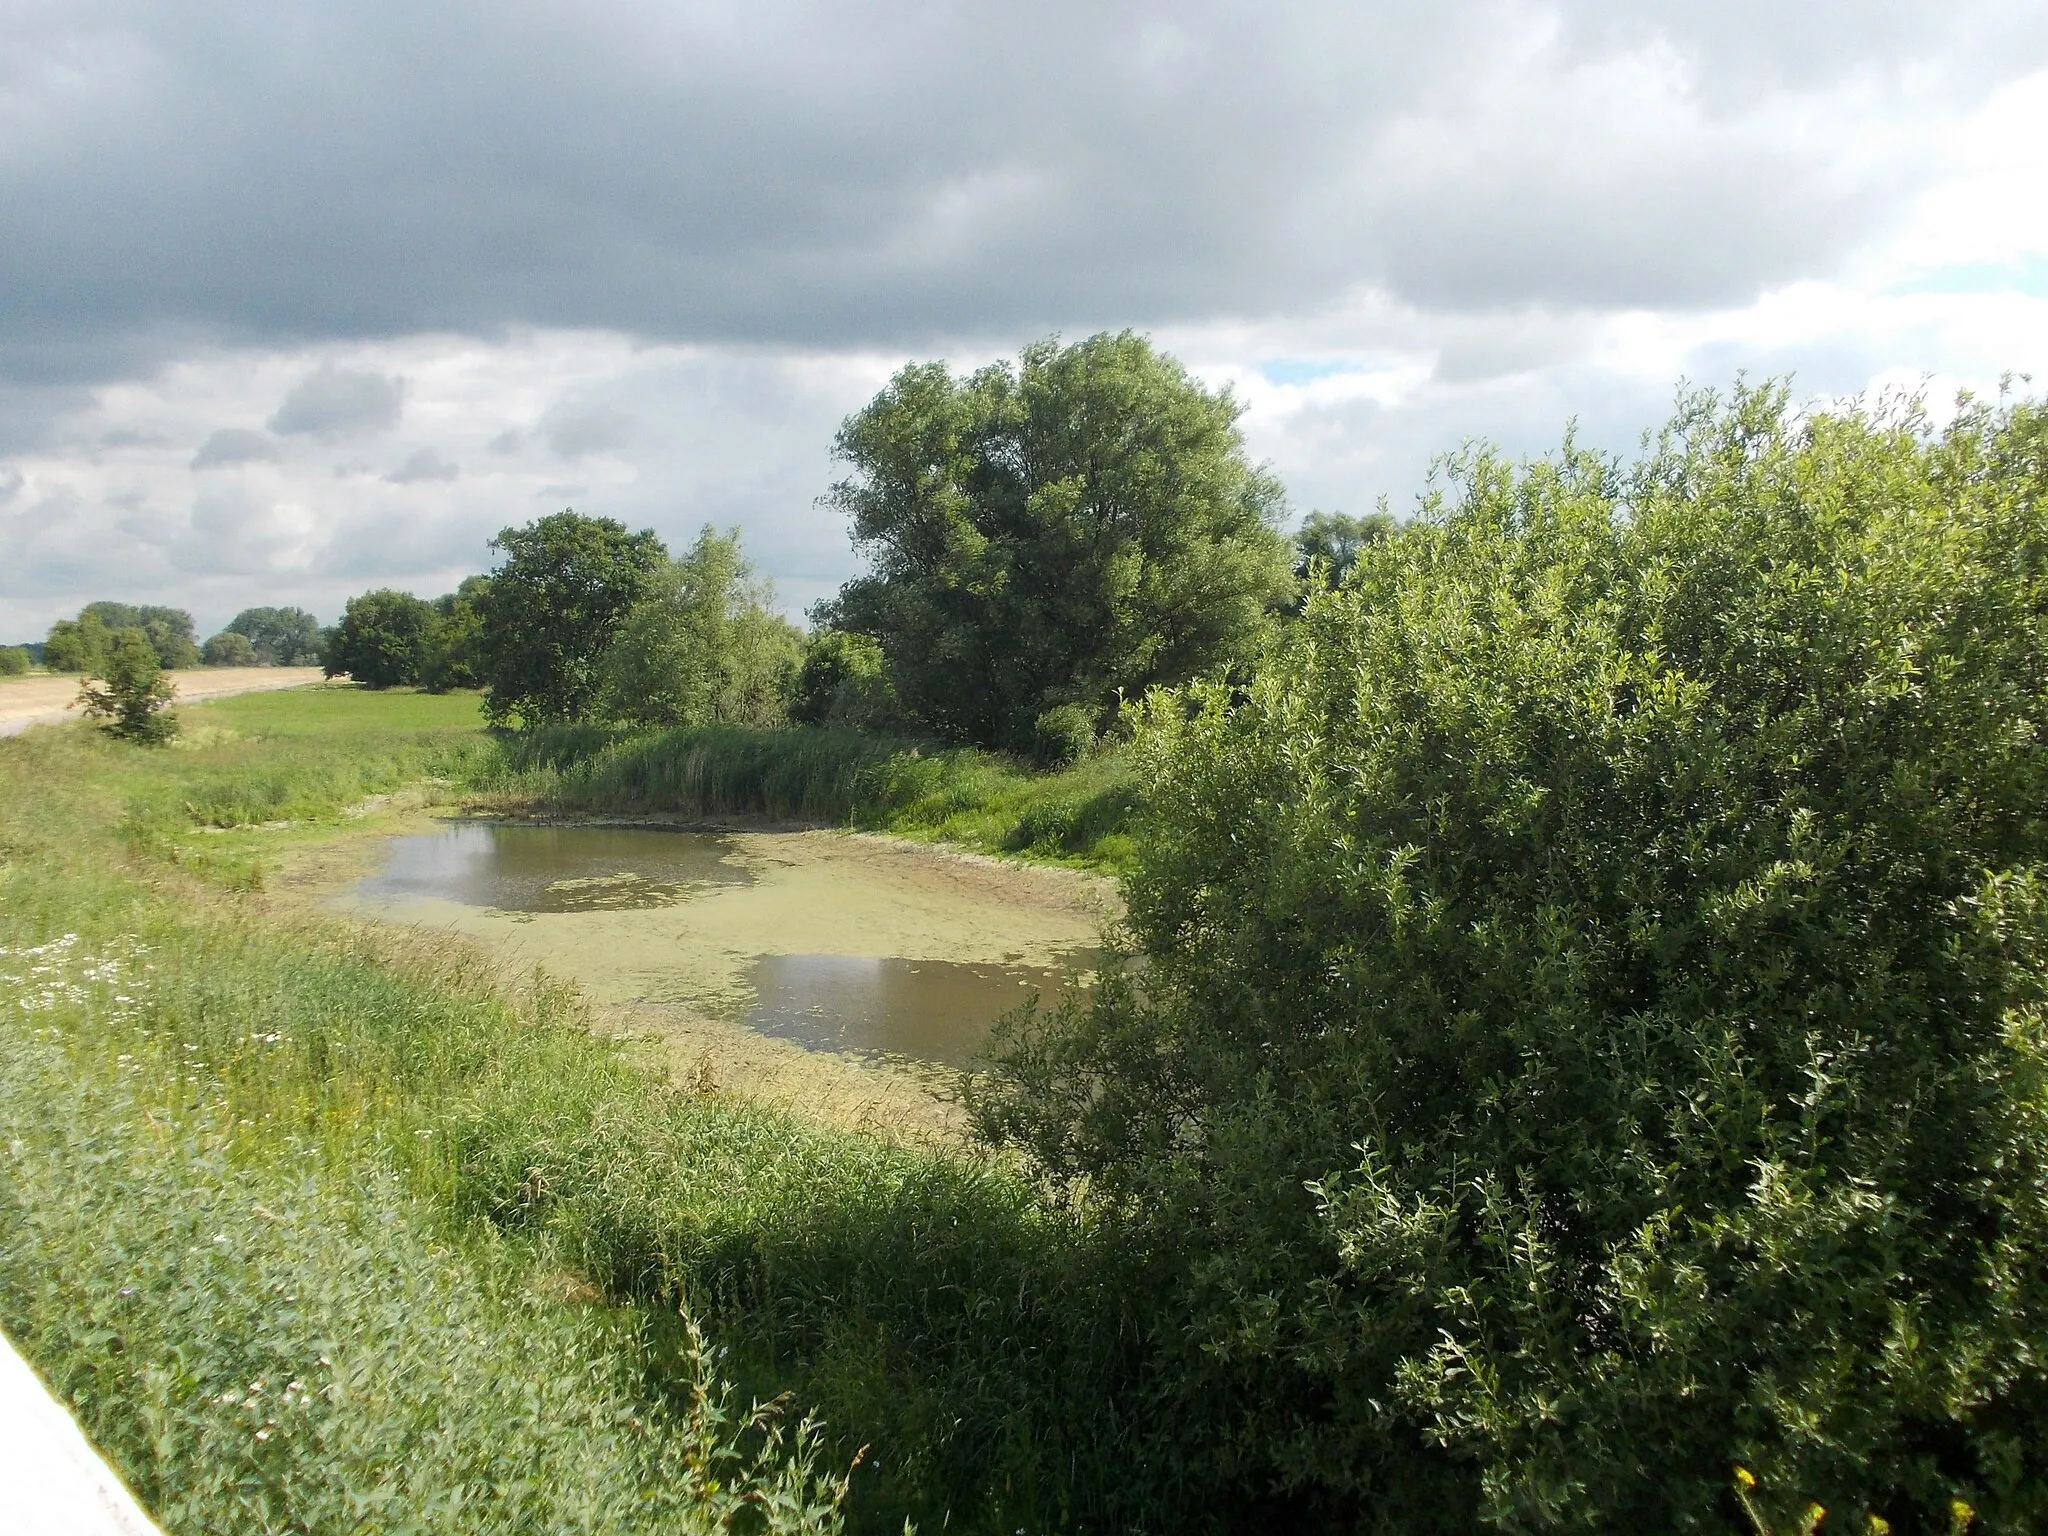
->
4;0;2047;640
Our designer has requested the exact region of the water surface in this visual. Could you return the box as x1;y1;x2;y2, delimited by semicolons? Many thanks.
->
346;822;1100;1070
354;823;750;913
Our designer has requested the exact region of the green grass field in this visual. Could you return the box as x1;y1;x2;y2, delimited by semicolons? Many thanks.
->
0;686;1185;1535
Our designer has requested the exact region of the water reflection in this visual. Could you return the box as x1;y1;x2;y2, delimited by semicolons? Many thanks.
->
743;953;1092;1069
355;823;751;913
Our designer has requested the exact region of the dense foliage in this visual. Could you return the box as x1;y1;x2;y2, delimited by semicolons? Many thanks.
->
1293;508;1394;587
419;576;491;692
322;588;434;688
478;510;666;725
598;527;802;729
223;605;323;665
77;627;178;742
0;644;27;676
787;631;907;732
822;331;1293;749
45;603;199;672
976;386;2048;1531
200;630;257;666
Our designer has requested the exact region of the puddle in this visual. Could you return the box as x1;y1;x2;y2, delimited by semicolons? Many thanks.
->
341;822;1108;1074
353;823;751;913
742;953;1091;1069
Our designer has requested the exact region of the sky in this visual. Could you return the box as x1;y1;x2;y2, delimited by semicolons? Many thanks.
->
3;0;2047;641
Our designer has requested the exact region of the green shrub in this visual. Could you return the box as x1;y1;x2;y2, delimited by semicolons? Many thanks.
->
1027;703;1097;769
975;386;2048;1530
0;644;28;676
79;627;178;743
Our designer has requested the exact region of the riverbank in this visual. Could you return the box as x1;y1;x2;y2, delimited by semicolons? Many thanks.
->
0;686;1189;1535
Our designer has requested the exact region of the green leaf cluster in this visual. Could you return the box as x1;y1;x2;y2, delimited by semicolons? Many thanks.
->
77;627;178;743
0;645;28;676
975;385;2048;1529
220;605;323;666
322;589;435;689
477;511;666;726
45;603;199;672
822;331;1293;750
597;527;802;730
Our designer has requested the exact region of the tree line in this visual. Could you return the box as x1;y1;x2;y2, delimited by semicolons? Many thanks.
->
326;330;1387;766
22;603;324;675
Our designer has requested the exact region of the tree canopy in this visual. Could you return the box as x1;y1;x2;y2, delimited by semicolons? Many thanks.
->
1292;508;1394;586
44;604;198;672
224;606;322;665
77;626;178;742
477;511;666;726
975;386;2048;1530
597;527;802;730
323;589;434;689
821;331;1293;749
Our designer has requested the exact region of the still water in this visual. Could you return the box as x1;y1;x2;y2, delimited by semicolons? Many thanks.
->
348;822;1094;1069
355;823;751;912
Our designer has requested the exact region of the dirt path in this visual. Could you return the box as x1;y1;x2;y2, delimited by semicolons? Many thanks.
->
0;667;325;736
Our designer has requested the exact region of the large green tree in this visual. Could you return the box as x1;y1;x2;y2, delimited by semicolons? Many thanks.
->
821;332;1292;749
323;590;434;688
975;387;2048;1530
82;602;199;669
224;606;323;665
597;528;801;730
45;604;198;671
477;511;666;726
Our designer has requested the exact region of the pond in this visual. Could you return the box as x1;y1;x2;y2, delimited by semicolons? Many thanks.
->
337;822;1103;1072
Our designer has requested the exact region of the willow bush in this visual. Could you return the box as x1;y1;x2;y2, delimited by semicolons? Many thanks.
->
976;386;2048;1531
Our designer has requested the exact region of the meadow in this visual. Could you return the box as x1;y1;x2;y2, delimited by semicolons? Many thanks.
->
0;687;1181;1536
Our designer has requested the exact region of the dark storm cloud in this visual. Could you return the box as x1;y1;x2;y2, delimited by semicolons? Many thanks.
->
3;0;2041;381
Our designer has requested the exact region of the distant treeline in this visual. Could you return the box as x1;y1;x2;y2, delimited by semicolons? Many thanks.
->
29;602;323;675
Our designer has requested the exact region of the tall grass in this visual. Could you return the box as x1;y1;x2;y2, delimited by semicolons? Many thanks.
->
507;723;1141;870
0;690;1217;1534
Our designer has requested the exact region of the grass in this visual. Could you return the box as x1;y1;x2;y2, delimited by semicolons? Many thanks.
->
0;688;1215;1535
505;723;1142;872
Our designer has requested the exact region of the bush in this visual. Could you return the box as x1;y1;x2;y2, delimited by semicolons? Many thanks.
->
1027;703;1097;769
0;645;27;676
78;627;178;743
975;386;2048;1531
788;631;907;732
201;630;257;666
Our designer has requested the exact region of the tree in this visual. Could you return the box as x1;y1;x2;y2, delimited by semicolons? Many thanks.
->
419;577;491;693
598;528;802;729
788;630;908;732
224;606;322;665
1292;508;1394;586
78;627;178;743
201;630;258;666
323;589;434;688
0;645;28;677
477;510;666;726
42;612;109;673
822;332;1293;750
81;602;199;668
974;387;2048;1530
